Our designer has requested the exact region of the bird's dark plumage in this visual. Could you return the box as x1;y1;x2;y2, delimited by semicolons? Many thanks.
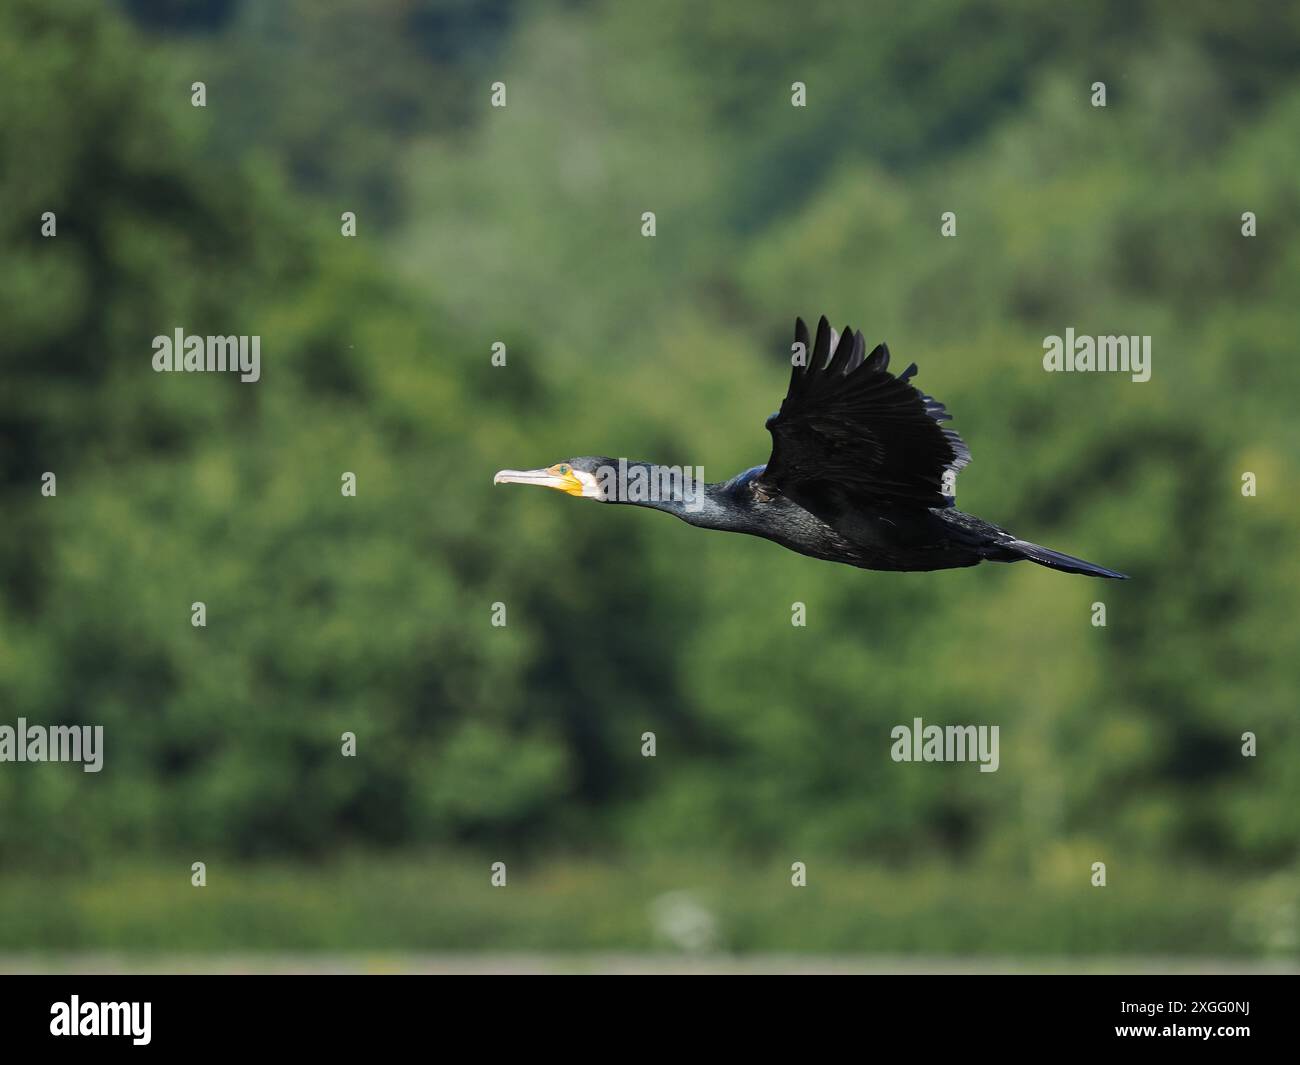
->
763;317;969;509
495;316;1127;579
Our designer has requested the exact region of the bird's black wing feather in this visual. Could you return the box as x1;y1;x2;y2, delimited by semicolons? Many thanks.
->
761;316;971;508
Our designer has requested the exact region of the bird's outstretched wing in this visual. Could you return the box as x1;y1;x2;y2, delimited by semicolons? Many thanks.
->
760;316;970;508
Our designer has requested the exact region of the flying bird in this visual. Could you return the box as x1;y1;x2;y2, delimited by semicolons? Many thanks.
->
495;317;1127;578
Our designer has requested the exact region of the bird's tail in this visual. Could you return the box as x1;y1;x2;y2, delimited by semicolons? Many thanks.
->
1005;539;1129;579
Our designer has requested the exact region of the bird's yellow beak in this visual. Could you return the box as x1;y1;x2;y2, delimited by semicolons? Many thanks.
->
493;465;585;497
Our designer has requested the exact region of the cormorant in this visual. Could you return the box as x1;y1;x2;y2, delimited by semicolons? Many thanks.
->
495;316;1127;578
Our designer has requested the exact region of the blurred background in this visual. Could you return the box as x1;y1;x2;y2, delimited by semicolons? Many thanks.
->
1;0;1298;970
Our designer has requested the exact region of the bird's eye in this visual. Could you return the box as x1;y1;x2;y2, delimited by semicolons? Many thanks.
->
557;464;570;474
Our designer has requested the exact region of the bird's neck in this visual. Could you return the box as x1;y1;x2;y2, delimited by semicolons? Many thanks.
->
605;461;742;527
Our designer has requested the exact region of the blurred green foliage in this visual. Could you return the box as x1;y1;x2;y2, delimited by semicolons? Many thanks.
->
0;0;1297;954
2;852;1295;957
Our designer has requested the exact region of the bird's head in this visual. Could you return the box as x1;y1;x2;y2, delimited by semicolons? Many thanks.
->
493;457;613;500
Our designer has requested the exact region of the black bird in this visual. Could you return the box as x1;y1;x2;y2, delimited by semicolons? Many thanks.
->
495;316;1127;578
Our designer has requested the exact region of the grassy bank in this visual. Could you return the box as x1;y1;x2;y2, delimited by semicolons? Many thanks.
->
3;852;1295;959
